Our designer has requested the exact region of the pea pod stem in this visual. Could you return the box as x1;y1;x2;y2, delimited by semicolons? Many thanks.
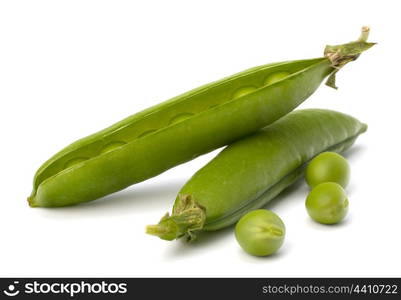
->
324;26;375;88
146;195;206;241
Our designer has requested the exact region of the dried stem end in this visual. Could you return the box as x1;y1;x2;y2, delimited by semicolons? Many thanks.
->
146;194;206;242
324;26;376;89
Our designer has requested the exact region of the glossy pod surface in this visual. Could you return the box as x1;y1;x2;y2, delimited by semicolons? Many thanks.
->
147;109;367;241
29;30;374;207
30;58;333;207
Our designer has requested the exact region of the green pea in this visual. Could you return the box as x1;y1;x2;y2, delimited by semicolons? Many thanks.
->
305;152;350;188
306;182;349;224
147;109;367;241
235;209;285;256
232;86;257;99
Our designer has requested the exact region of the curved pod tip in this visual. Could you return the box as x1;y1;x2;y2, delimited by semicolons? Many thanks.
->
27;196;37;207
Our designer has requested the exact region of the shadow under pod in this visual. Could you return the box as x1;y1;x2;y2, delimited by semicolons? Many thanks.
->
35;178;186;217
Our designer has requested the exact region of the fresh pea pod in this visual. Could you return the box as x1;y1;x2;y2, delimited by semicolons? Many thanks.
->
29;29;374;207
147;109;367;241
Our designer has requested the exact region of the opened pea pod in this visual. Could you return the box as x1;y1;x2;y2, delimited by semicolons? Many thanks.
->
28;28;374;207
147;109;367;241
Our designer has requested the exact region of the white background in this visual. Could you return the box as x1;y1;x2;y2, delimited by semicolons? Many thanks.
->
1;0;400;277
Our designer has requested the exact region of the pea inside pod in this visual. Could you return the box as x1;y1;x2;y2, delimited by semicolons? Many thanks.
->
29;29;374;207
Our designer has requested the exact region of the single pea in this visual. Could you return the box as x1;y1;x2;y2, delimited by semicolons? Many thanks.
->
232;86;257;99
305;152;350;188
264;71;290;86
235;209;285;256
305;182;349;224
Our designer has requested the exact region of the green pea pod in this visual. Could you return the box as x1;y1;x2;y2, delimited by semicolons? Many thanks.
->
147;109;367;241
29;28;374;207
